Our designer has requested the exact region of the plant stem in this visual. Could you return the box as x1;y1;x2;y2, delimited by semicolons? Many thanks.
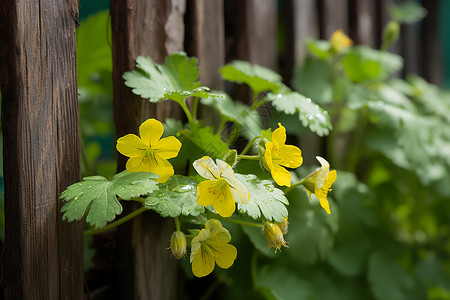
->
84;206;147;236
217;118;227;135
192;97;199;120
178;99;195;127
174;216;181;232
284;178;306;195
215;215;263;229
345;109;368;173
237;154;262;161
240;136;260;155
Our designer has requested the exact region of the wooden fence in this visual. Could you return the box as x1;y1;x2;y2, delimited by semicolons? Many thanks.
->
0;0;443;299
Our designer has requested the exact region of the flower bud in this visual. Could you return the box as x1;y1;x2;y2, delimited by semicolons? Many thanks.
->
169;231;187;259
382;21;400;50
330;29;353;53
276;217;289;235
263;222;287;252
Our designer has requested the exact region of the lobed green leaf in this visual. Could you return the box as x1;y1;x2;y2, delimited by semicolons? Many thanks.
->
123;52;218;103
220;60;285;94
236;174;288;223
267;91;332;136
144;175;204;217
60;171;159;228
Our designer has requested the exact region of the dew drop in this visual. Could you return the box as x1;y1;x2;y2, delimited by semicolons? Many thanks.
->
277;94;282;99
306;98;311;103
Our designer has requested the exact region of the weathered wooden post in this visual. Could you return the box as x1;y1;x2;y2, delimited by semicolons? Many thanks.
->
110;0;185;298
0;0;83;299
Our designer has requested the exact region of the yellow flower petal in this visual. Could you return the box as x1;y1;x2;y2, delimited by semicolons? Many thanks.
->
272;123;286;146
125;155;148;173
197;179;235;217
206;219;231;243
193;156;220;180
139;118;164;147
116;134;148;157
279;145;303;168
153;136;182;159
264;142;275;171
191;248;215;277
153;155;175;183
315;170;336;214
319;197;331;214
214;244;237;269
271;165;292;187
196;180;215;206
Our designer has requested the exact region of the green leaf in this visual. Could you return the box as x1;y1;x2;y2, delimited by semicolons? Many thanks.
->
284;189;339;265
123;52;217;103
342;46;403;83
163;118;184;137
201;92;263;140
60;170;159;228
368;248;415;300
220;61;285;94
144;175;204;217
306;38;331;60
179;126;230;160
267;92;332;136
292;57;333;105
327;238;370;277
255;264;313;300
389;2;427;24
236;174;288;223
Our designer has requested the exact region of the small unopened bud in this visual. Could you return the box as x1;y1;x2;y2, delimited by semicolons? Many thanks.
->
169;231;187;259
381;21;400;50
276;217;289;235
263;222;287;252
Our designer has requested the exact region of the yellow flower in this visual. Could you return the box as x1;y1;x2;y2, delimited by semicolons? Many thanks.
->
169;231;187;259
116;118;181;183
330;29;353;53
193;156;249;217
190;219;237;277
303;156;337;214
263;123;303;187
263;222;288;252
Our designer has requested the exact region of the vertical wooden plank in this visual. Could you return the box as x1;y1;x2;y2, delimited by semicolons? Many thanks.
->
0;0;83;299
348;0;376;47
110;0;185;299
185;0;225;90
420;0;442;85
318;0;348;39
281;0;318;84
231;0;278;70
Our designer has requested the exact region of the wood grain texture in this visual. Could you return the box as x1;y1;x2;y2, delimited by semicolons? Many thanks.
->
186;0;225;90
318;0;349;39
110;0;184;299
0;0;83;299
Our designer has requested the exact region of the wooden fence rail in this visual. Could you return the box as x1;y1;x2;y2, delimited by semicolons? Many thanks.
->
0;0;444;299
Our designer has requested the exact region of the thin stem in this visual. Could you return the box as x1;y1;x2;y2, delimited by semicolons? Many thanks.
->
178;99;195;126
240;136;260;155
284;178;306;195
174;216;181;232
191;97;199;120
215;215;263;229
84;206;147;236
237;154;262;161
216;118;227;135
